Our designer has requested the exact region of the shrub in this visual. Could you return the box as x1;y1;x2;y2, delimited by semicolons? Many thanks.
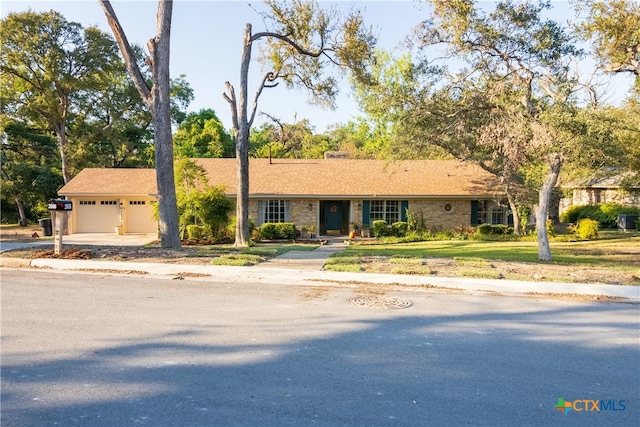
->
546;219;556;237
372;220;389;238
391;221;408;237
477;224;493;235
186;225;203;240
560;203;640;228
259;222;296;240
476;224;514;236
576;218;599;239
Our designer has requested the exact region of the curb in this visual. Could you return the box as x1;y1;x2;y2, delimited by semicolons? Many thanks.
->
0;258;33;269
4;257;637;303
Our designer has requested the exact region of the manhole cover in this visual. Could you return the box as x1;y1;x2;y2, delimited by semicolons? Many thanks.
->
348;296;413;310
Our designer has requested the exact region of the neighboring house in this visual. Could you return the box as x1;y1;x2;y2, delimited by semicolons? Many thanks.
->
58;158;510;235
560;173;640;215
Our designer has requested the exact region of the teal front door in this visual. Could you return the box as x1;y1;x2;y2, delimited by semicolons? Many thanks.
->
325;201;343;232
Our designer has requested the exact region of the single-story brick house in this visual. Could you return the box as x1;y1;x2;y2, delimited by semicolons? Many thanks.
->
58;158;510;235
560;173;640;215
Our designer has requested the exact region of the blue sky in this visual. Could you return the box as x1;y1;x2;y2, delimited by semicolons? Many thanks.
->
1;1;634;132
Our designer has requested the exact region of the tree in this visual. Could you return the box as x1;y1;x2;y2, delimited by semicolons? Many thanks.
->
174;158;232;240
99;0;182;248
173;109;233;158
0;10;122;183
0;119;62;224
407;0;583;260
222;0;376;247
575;0;640;83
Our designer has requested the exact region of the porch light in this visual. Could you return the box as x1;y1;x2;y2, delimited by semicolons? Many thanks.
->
308;203;313;211
357;203;362;210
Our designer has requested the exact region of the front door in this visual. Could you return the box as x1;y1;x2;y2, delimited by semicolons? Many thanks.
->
324;201;343;233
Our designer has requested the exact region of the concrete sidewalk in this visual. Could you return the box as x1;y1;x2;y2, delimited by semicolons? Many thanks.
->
1;234;638;302
6;256;637;302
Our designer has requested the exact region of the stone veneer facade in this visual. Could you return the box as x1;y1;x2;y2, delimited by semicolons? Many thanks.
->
246;198;476;234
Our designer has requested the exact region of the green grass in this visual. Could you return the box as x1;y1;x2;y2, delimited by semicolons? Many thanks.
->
344;235;640;268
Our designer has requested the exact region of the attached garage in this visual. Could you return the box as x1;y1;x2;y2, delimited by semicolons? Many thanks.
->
75;199;120;233
58;168;158;234
125;199;157;233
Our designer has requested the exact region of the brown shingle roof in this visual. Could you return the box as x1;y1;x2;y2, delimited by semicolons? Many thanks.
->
58;168;157;196
59;159;504;198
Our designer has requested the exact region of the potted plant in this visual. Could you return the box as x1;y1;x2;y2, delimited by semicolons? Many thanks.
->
349;222;359;239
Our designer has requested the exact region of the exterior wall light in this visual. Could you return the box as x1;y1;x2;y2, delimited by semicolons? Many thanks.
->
309;203;313;211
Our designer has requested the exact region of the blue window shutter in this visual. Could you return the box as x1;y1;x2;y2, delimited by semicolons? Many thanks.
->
471;200;478;225
401;200;409;222
363;200;370;227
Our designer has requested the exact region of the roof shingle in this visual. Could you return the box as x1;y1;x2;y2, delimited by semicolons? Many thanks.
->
59;159;504;198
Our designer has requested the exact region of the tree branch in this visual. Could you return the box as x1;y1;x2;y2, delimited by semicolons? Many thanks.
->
98;0;151;103
248;71;279;128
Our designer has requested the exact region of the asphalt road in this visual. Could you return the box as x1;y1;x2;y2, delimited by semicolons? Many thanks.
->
1;269;638;427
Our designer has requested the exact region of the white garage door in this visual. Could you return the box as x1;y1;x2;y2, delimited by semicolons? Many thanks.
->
126;200;157;233
76;200;120;233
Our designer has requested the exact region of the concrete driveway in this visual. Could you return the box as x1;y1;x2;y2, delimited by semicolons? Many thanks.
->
0;233;157;253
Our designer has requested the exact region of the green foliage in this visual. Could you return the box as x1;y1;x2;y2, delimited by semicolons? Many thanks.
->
561;203;640;228
372;220;389;238
477;224;514;236
546;220;556;238
175;159;232;239
173;109;233;158
575;218;600;240
391;221;408;237
186;225;205;240
258;223;296;240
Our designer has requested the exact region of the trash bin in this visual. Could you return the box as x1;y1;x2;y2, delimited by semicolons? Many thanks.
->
38;218;52;236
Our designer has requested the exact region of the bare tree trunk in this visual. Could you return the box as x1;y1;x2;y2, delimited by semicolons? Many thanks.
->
15;198;27;226
233;24;253;248
537;153;563;261
54;118;72;184
148;1;180;248
100;0;181;248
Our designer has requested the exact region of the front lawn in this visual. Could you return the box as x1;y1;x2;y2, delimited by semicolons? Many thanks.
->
325;233;640;285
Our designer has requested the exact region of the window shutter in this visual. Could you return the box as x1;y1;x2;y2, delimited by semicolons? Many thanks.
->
401;200;409;222
363;200;370;227
258;201;265;226
470;200;478;225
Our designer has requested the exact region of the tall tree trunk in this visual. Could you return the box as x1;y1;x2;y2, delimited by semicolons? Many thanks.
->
100;0;181;248
537;153;563;261
148;1;180;248
233;24;253;248
15;198;27;226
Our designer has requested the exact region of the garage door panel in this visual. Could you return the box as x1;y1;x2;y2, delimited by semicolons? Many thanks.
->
126;200;157;233
76;200;120;233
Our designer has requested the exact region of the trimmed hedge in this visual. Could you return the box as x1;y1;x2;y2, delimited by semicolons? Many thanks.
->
477;224;513;235
259;222;296;240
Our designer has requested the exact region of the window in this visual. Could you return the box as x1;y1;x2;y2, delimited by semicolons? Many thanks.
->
258;200;290;225
491;205;506;225
80;201;96;205
369;200;399;224
474;201;507;225
476;201;489;225
101;200;117;205
129;201;146;205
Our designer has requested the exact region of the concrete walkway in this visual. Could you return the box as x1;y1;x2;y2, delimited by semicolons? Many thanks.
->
259;237;347;270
